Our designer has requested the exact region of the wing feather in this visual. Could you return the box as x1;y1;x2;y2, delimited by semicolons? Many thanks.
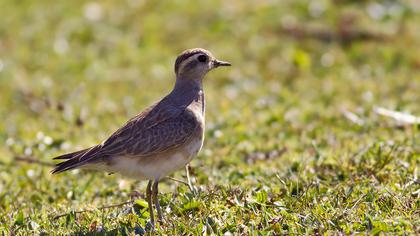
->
52;98;200;173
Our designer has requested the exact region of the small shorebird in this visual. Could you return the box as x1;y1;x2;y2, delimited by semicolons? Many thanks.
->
52;48;230;225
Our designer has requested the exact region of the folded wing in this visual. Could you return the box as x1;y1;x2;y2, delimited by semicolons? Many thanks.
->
52;102;199;174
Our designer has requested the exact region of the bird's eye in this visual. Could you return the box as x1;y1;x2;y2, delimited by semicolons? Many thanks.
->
197;55;207;62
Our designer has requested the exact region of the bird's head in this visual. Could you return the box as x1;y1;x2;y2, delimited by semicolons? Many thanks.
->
174;48;231;80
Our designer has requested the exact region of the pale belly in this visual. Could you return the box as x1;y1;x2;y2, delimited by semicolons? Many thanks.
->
101;137;204;180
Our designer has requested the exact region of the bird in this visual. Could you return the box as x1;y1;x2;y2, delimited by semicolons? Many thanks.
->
51;48;231;226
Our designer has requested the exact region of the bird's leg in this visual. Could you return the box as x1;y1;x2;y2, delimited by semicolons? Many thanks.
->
152;180;163;222
146;180;155;226
185;164;195;194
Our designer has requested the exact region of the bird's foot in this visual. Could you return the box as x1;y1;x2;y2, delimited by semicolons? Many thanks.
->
145;220;155;233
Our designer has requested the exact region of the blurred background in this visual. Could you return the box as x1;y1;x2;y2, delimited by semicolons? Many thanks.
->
0;0;419;234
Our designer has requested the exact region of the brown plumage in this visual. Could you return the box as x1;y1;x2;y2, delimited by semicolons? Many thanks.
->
52;99;199;174
52;48;231;226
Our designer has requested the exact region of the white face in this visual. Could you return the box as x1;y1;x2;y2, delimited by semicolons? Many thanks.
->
179;53;213;77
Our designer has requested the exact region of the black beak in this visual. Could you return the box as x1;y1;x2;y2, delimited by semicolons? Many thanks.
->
213;59;232;68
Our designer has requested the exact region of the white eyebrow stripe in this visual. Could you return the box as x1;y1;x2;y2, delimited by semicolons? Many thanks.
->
178;54;202;74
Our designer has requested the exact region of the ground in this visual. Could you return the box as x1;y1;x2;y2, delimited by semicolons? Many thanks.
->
0;0;419;235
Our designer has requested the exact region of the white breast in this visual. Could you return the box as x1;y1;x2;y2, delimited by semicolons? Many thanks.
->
106;137;204;180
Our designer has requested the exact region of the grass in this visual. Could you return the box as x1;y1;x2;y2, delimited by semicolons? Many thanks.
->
0;0;419;235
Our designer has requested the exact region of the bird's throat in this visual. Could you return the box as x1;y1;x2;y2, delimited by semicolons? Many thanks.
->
170;79;204;108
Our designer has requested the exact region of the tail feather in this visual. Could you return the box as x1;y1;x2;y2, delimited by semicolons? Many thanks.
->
51;158;85;174
51;145;100;174
53;148;91;160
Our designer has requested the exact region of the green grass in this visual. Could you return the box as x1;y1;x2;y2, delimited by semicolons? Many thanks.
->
1;0;419;235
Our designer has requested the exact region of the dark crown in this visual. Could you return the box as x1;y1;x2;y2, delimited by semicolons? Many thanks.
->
174;48;210;74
